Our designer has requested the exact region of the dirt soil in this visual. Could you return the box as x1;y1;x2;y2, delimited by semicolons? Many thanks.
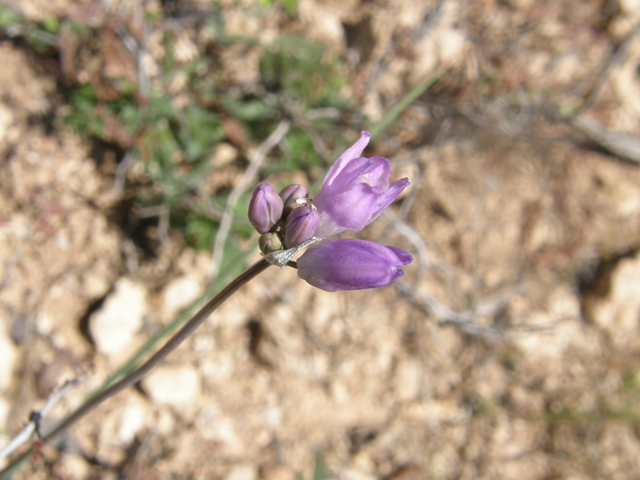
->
2;0;640;479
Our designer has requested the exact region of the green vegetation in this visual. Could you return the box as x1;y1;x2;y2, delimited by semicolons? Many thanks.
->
0;3;351;254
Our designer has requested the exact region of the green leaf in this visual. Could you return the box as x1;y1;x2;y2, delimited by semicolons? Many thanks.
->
312;453;331;480
0;5;24;29
221;94;278;123
42;16;59;34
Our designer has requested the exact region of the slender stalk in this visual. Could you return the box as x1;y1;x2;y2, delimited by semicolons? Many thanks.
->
0;258;271;478
368;64;450;142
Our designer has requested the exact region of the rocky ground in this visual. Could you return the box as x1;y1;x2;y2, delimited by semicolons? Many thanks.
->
1;0;640;479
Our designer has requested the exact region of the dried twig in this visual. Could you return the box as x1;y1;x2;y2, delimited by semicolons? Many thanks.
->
383;210;430;284
396;280;524;340
583;22;640;109
112;149;134;193
0;375;86;461
208;120;291;278
572;115;640;164
138;204;170;244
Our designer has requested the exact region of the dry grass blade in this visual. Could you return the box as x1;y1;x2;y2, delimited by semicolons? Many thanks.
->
0;375;86;461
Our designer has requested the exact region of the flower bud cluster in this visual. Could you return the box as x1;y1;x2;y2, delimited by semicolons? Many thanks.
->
248;131;413;292
248;183;320;254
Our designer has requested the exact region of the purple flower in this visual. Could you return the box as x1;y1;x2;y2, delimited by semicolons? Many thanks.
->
297;239;413;292
284;206;320;248
313;131;410;238
248;183;284;234
279;184;310;218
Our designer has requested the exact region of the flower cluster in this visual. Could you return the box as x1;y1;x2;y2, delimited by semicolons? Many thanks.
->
248;131;412;292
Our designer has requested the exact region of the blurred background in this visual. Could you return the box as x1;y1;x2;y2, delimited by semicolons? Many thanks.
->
1;0;640;478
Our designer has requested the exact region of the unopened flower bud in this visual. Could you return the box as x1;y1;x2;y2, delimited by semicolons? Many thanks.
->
248;183;284;234
279;184;310;219
283;206;319;248
297;239;413;292
259;232;284;254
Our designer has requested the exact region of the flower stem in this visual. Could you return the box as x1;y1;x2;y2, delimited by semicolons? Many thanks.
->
0;258;271;478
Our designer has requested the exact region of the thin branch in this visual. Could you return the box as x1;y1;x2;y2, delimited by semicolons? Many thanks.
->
208;120;290;278
583;22;640;109
0;259;271;476
382;210;430;284
0;376;86;461
396;280;524;340
112;150;135;193
571;115;640;164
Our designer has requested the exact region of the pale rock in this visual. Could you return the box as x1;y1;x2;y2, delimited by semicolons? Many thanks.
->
213;143;239;168
0;104;14;143
55;454;91;480
515;286;593;358
264;404;282;428
225;465;257;480
161;275;202;321
584;252;640;348
0;396;9;430
81;266;112;299
174;33;199;64
260;465;296;480
409;26;467;85
167;71;189;95
0;322;17;390
407;400;468;426
35;312;54;336
89;278;147;356
195;403;243;454
614;181;640;217
505;0;536;9
142;365;201;408
394;358;422;401
156;409;176;435
118;398;148;444
341;469;377;480
297;0;346;54
619;0;640;14
201;354;234;382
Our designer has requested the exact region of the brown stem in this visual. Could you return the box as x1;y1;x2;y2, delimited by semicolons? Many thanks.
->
0;258;271;478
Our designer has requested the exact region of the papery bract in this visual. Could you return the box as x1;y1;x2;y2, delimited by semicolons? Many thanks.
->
297;239;413;292
248;183;284;234
313;131;410;238
284;206;320;248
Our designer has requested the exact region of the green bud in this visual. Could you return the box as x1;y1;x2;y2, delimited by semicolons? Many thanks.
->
259;231;284;254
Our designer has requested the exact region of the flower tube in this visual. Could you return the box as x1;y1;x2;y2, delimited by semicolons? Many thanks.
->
296;239;413;292
313;131;410;238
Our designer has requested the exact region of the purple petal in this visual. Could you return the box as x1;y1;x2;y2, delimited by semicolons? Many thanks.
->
297;239;412;292
321;131;371;189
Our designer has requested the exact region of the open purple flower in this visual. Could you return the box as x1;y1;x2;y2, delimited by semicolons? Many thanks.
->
313;131;410;238
249;131;413;292
297;239;413;292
